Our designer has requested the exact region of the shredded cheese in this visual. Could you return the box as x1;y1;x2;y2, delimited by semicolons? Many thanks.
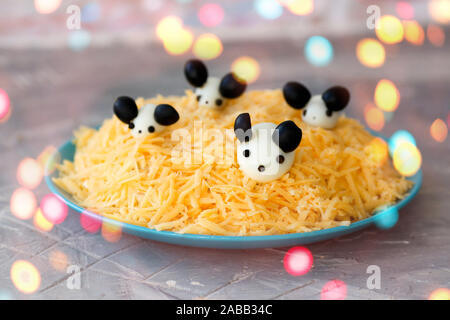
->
53;90;413;235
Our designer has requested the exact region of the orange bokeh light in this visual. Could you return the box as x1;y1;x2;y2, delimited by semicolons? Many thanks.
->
427;24;446;47
364;104;385;131
430;118;448;142
428;0;450;24
356;38;385;68
101;222;122;243
10;260;41;294
49;250;69;272
156;16;183;41
374;79;400;112
366;137;389;166
403;20;425;46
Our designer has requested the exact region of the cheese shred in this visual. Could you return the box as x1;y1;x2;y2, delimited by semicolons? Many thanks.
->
53;90;413;235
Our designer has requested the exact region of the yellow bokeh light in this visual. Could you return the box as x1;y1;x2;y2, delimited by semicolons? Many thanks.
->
101;222;122;243
281;0;314;16
193;33;223;60
403;20;424;45
49;250;69;272
429;0;450;24
163;28;194;56
33;208;54;232
393;142;422;176
430;118;448;142
10;260;41;294
231;56;261;84
376;15;404;44
427;24;446;47
356;38;385;68
374;79;400;112
156;16;183;41
34;0;61;14
364;104;385;131
429;288;450;300
366;137;389;166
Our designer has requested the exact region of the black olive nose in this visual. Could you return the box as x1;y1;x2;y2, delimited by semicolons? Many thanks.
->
258;165;265;172
138;130;142;134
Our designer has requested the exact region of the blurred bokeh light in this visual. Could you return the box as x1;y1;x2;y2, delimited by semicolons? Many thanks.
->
321;279;347;300
101;222;122;242
281;0;314;16
198;3;225;27
376;15;404;44
403;21;425;46
364;104;385;131
40;194;68;224
10;188;37;220
17;158;43;190
34;0;61;14
427;24;446;46
304;36;333;67
428;0;450;24
10;260;41;294
254;0;283;20
393;142;422;176
389;130;417;156
231;56;261;84
430;118;448;142
374;79;400;112
193;33;223;60
356;38;385;68
33;208;54;232
428;288;450;300
283;246;313;276
0;88;11;122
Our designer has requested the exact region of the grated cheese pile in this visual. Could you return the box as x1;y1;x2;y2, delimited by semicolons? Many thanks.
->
53;90;413;236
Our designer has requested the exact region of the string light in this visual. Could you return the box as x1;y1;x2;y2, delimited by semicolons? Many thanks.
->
403;20;425;46
10;260;41;294
231;56;261;84
193;33;223;60
304;36;333;67
198;3;224;27
430;118;448;142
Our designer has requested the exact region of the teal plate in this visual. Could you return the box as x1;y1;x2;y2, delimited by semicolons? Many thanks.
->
45;134;422;249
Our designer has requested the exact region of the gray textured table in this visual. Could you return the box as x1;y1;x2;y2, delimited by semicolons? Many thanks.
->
0;38;449;300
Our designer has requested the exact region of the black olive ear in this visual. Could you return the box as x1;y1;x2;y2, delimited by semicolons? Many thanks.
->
272;120;302;153
234;113;252;143
184;59;208;87
219;73;247;99
113;96;138;124
282;82;311;110
154;104;180;126
322;86;350;112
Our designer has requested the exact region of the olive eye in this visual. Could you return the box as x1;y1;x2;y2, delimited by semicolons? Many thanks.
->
196;95;201;101
244;136;250;142
148;126;155;133
303;109;307;116
277;155;285;164
216;98;223;106
129;122;135;129
326;109;333;117
243;149;250;157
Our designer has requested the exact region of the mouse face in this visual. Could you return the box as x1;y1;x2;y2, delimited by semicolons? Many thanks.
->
113;96;179;138
283;82;350;129
185;59;246;109
234;113;302;182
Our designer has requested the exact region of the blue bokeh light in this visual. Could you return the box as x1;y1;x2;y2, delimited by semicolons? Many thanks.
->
254;0;283;20
304;36;334;67
389;130;417;156
68;30;92;52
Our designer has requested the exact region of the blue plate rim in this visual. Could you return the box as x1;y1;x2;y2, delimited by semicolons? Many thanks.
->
45;134;422;245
